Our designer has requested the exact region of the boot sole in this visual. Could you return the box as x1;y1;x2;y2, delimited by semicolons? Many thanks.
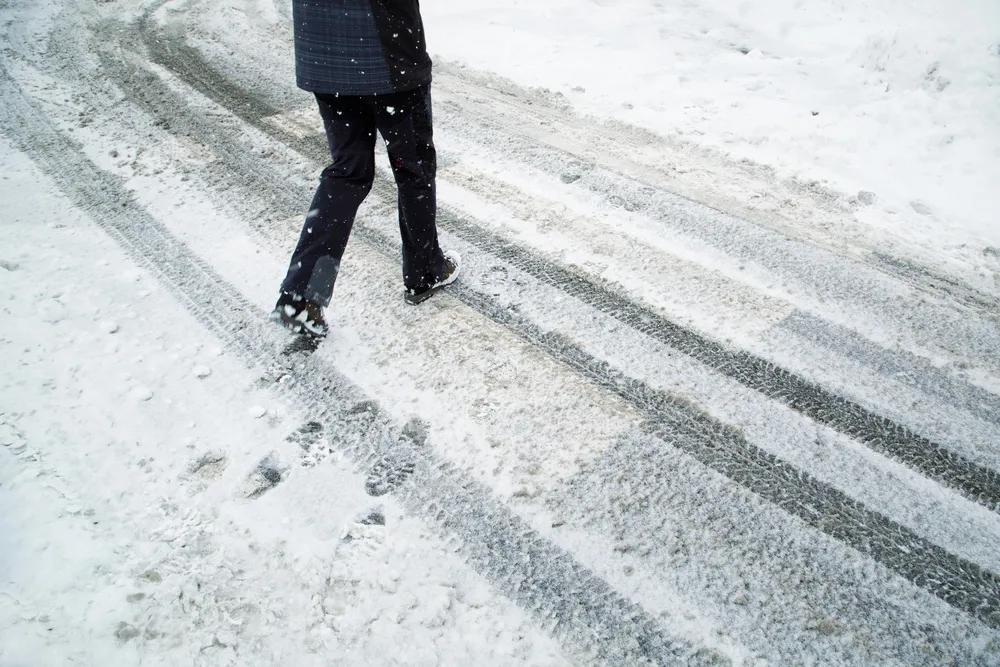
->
269;309;328;340
404;259;461;305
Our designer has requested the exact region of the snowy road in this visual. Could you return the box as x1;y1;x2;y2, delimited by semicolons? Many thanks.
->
1;0;999;665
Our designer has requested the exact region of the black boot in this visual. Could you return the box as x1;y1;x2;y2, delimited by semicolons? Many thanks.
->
270;292;329;339
404;253;461;305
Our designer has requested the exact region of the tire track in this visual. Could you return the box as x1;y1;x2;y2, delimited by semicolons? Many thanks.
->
137;18;1000;514
264;0;1000;317
429;85;1000;375
434;152;1000;431
0;62;718;667
431;66;1000;317
88;12;1000;629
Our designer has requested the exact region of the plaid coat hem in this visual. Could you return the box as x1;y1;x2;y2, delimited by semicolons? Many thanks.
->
293;0;433;96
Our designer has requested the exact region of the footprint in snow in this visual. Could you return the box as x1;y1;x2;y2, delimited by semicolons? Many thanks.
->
0;422;27;454
115;622;141;643
287;421;324;452
243;453;287;499
364;419;428;496
359;509;386;526
187;451;228;480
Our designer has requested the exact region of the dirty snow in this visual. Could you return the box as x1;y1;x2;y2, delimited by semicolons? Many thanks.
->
0;136;570;665
2;0;999;664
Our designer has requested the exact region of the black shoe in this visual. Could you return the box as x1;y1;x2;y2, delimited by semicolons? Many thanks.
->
404;252;461;305
270;292;329;339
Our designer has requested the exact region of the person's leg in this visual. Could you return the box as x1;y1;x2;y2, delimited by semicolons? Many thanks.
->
279;94;377;307
374;84;448;291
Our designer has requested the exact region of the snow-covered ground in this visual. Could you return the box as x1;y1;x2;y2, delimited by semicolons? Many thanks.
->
427;0;1000;249
0;102;671;663
2;0;999;665
0;136;570;665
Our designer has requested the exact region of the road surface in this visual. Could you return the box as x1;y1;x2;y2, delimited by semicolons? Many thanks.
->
1;0;999;664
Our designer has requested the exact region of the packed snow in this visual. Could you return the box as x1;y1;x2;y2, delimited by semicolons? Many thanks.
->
2;0;999;664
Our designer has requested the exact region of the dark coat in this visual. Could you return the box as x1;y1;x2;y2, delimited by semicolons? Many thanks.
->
292;0;433;96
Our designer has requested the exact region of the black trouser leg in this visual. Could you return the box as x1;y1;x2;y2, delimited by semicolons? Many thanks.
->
280;95;376;306
280;85;445;305
375;84;446;290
